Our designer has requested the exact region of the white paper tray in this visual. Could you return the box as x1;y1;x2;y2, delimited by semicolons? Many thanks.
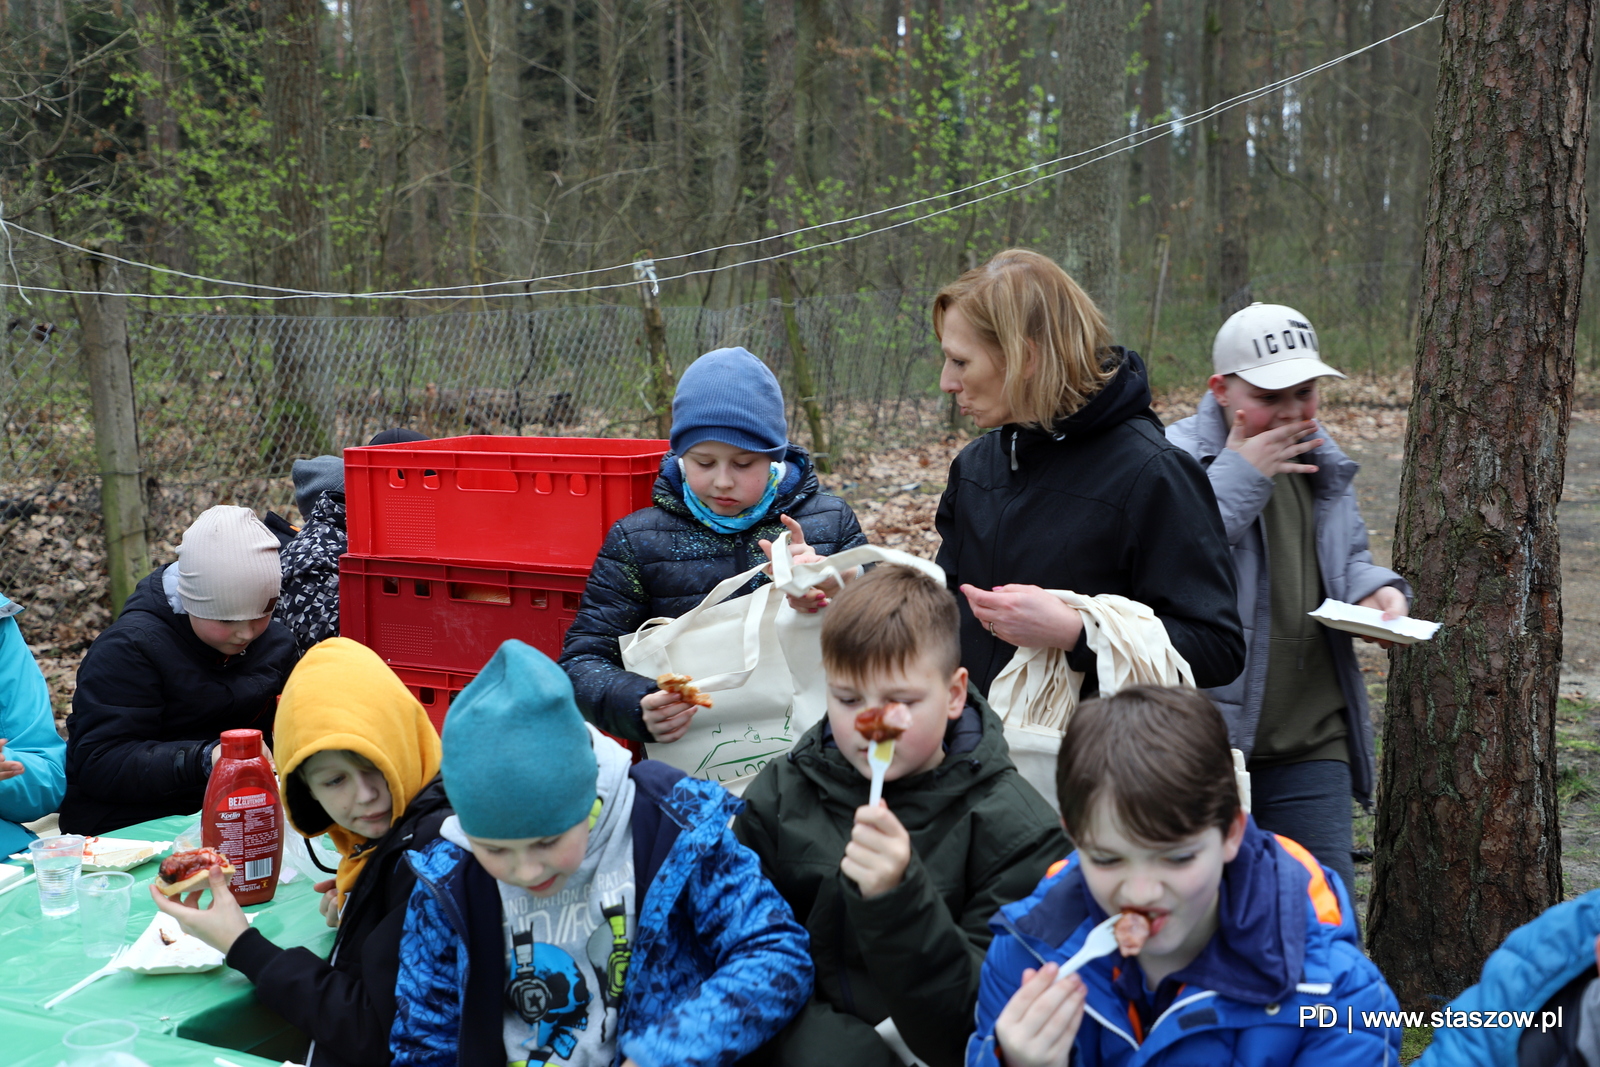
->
9;838;173;873
121;912;244;974
1308;598;1440;644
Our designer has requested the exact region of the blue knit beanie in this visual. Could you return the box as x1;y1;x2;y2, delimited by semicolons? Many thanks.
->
439;640;597;840
670;347;789;460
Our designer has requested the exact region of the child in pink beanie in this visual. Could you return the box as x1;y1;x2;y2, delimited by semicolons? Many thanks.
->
60;506;299;834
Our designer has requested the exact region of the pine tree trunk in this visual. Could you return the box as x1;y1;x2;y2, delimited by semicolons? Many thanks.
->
1368;0;1594;1009
1141;0;1169;237
487;0;536;281
1215;0;1249;314
407;0;453;283
262;0;331;464
1054;0;1126;325
705;0;743;307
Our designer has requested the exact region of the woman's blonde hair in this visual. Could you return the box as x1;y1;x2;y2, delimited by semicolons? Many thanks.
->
932;249;1116;428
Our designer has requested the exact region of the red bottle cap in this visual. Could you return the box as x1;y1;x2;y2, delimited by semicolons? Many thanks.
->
219;729;262;761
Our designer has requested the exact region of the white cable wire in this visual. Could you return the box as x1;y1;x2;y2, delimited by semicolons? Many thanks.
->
0;194;34;307
1;9;1441;304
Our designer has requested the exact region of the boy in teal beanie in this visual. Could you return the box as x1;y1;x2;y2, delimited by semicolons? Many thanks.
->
560;346;867;783
393;639;813;1067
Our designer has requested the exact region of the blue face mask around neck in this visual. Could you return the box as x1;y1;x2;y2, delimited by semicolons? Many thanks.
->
678;459;784;533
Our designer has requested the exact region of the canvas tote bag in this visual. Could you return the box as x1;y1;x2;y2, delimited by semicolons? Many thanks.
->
620;532;944;792
986;591;1251;814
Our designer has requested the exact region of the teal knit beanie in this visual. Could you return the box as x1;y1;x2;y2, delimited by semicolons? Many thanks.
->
440;640;597;839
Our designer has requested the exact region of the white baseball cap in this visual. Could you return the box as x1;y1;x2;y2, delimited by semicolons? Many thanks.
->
1213;302;1346;389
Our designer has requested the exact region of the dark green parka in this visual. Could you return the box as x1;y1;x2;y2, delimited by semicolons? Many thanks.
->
733;692;1070;1067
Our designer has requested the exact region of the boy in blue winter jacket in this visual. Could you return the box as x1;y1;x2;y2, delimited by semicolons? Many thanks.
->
0;592;66;857
559;346;866;766
391;639;813;1067
968;685;1400;1067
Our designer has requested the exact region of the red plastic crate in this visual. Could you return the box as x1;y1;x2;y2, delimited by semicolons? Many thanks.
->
393;663;646;764
391;664;475;734
340;555;589;677
344;435;669;569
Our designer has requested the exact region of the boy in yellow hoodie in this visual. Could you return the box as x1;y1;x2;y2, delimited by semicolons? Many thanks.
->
154;637;453;1067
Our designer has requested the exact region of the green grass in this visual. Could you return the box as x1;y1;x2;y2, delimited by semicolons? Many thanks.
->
1558;766;1597;806
1401;1025;1434;1063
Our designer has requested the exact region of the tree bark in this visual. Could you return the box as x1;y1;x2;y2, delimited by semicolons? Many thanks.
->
1141;0;1170;237
261;0;332;463
1215;0;1250;314
1054;0;1126;325
131;0;185;271
487;0;537;281
406;0;453;283
704;0;744;307
1368;0;1594;1009
766;0;798;227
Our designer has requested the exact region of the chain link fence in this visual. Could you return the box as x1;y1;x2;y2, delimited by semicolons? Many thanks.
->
1;264;1432;660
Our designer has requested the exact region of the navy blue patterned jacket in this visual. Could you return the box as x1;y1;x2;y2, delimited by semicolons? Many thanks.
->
559;447;865;742
391;761;814;1067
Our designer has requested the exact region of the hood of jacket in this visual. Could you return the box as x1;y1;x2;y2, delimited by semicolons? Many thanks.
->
653;443;817;522
273;637;443;860
784;689;1013;828
1007;347;1160;460
1000;818;1317;1008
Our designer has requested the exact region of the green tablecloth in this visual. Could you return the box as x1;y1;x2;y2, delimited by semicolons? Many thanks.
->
0;815;337;1062
0;1005;281;1067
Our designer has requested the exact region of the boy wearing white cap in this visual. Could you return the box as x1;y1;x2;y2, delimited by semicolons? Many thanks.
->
61;506;298;834
1166;303;1411;898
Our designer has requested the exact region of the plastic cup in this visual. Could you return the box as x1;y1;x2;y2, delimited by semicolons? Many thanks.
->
28;834;84;918
61;1019;142;1066
79;871;134;957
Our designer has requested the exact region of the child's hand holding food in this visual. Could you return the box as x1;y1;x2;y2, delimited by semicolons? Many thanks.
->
841;801;912;898
994;963;1086;1067
641;687;698;743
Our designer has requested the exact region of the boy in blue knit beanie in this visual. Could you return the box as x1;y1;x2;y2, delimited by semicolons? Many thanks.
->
559;347;868;771
392;639;813;1067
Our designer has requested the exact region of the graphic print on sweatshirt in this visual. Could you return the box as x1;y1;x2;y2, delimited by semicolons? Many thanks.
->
500;863;635;1067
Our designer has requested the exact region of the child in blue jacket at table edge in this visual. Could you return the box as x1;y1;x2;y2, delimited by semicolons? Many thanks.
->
390;638;813;1067
967;685;1401;1067
0;591;66;857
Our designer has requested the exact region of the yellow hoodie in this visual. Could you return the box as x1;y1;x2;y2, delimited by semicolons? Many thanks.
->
273;637;442;904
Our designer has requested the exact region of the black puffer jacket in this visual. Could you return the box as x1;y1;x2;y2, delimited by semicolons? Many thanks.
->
935;348;1244;696
275;490;347;652
60;565;299;834
560;447;866;742
227;776;452;1067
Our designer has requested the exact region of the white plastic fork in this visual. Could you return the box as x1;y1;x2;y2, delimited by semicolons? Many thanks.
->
867;740;894;806
42;944;130;1009
1053;914;1122;980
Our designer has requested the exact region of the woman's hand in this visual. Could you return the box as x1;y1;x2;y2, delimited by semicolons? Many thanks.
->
314;878;341;927
961;584;1083;650
148;865;250;955
760;514;835;613
641;689;698;743
1356;586;1410;649
994;964;1086;1067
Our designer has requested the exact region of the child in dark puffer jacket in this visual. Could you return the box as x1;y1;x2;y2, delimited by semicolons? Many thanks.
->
559;347;866;757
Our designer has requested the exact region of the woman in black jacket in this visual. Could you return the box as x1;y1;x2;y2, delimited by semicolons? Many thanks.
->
152;638;450;1067
933;249;1244;698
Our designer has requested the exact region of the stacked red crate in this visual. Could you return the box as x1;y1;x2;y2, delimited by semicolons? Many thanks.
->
340;435;669;733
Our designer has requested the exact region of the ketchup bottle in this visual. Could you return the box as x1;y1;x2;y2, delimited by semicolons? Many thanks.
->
201;728;283;905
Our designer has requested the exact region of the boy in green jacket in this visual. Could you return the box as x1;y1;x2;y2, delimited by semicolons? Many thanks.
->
735;564;1069;1067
